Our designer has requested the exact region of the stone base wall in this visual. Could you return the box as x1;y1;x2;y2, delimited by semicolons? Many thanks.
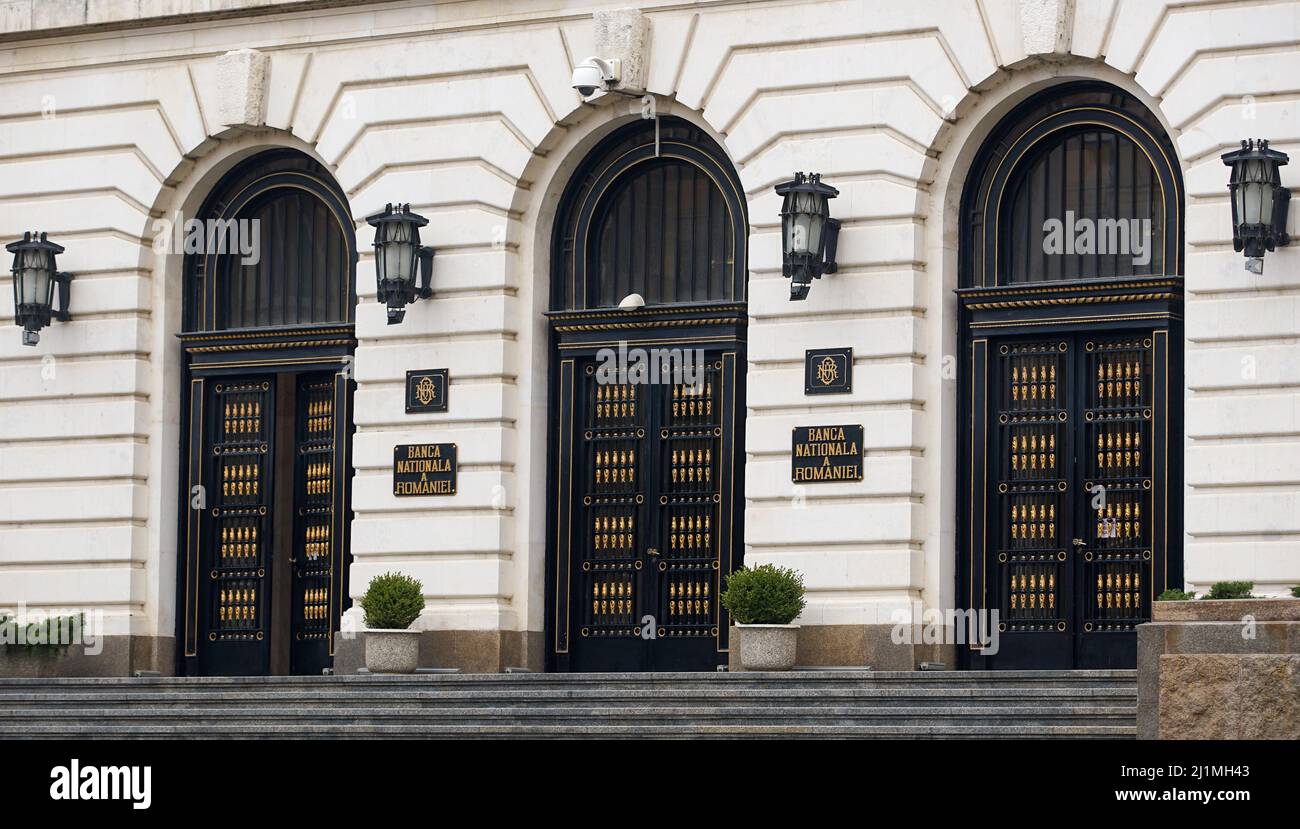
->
333;630;544;675
728;624;952;672
1138;599;1300;739
1158;654;1300;739
0;636;175;678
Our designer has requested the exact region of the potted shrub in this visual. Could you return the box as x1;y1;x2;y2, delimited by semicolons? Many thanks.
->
360;571;425;674
1202;580;1254;599
721;564;806;671
1156;588;1196;601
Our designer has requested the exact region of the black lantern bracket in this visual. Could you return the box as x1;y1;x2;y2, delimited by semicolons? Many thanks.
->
52;271;73;322
1221;138;1291;274
774;172;841;301
415;246;434;300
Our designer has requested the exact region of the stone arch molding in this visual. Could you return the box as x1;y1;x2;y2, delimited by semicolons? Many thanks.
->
152;0;1248;266
32;0;1274;292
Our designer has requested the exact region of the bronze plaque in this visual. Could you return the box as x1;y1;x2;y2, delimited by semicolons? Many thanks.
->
791;425;863;483
405;369;448;413
805;348;852;394
393;443;457;496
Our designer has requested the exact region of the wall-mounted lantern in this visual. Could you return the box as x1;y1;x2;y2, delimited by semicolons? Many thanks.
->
775;172;841;301
1221;139;1290;274
366;203;434;324
7;231;72;346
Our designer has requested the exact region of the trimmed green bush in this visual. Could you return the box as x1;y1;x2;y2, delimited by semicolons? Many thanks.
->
1157;588;1195;602
720;564;806;625
1292;585;1300;599
0;612;86;652
1203;580;1254;600
360;572;424;630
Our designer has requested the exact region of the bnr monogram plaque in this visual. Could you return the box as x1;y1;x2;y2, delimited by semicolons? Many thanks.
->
405;369;448;413
804;348;852;394
791;425;863;483
393;443;457;496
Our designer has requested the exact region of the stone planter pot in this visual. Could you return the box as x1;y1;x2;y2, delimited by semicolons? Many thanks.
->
363;629;421;674
736;624;798;671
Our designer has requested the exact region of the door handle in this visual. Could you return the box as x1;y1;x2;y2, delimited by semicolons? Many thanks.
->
646;547;660;557
1071;538;1087;547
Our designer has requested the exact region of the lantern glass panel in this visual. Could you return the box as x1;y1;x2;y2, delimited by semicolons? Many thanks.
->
380;221;418;284
1239;159;1274;225
14;247;52;307
787;190;824;254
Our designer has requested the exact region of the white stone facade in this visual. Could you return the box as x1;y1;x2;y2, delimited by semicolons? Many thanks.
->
0;0;1297;671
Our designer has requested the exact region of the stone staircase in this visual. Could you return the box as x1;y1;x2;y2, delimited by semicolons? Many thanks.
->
0;670;1136;738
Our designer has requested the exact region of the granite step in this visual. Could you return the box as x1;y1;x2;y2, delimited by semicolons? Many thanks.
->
2;723;1135;739
0;687;1136;709
0;671;1137;739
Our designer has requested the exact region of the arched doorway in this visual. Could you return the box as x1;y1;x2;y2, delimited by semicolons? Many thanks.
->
957;82;1185;669
545;117;749;672
176;149;357;677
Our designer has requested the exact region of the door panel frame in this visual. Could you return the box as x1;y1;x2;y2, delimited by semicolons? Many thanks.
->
544;302;747;672
175;324;356;676
957;277;1183;669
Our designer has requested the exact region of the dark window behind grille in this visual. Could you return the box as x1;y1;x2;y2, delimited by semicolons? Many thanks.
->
591;159;733;306
1002;128;1163;283
220;190;349;329
553;118;746;310
184;149;355;332
960;82;1182;289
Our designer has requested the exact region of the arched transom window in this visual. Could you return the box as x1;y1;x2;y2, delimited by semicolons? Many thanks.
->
552;118;748;310
963;84;1183;287
184;149;356;332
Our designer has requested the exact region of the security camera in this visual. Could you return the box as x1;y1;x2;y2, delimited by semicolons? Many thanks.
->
572;56;620;98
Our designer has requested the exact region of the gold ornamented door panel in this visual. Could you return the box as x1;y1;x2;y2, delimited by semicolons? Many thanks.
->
289;373;350;675
654;365;724;644
547;304;746;672
964;319;1179;670
179;352;355;677
189;377;277;676
1080;336;1157;639
995;340;1072;645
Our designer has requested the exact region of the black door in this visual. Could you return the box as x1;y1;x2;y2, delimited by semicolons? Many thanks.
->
184;369;352;676
969;329;1175;668
289;373;351;675
194;377;277;676
547;308;746;672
